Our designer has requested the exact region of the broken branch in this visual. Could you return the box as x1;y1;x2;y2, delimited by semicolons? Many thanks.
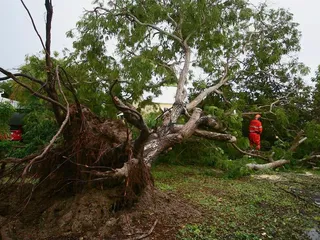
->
22;66;70;176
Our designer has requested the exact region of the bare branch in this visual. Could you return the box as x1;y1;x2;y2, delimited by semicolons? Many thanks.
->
44;0;54;86
0;68;67;111
129;219;158;240
0;73;43;85
231;143;269;161
126;49;179;82
91;7;183;43
257;91;293;114
187;64;229;111
213;89;231;105
22;66;70;176
0;154;38;164
298;155;320;163
167;13;178;28
20;0;47;54
288;130;307;152
125;12;183;44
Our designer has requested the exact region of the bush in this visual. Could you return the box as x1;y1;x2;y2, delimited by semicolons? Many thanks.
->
0;102;14;136
214;156;255;179
9;107;58;158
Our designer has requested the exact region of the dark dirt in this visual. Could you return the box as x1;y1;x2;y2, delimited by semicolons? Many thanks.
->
0;186;203;240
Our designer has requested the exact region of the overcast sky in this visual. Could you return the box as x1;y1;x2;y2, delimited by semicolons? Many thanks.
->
1;0;319;81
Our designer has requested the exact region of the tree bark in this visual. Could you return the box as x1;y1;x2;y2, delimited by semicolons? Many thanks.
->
246;160;290;170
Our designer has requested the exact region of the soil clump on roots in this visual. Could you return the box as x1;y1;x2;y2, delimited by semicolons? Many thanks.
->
0;187;202;239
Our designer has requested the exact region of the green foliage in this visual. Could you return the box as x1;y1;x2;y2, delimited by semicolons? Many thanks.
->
0;141;20;160
214;157;254;179
0;81;14;98
304;122;320;149
69;0;304;114
143;111;160;129
293;121;320;160
156;139;226;166
17;53;118;118
177;224;216;240
311;65;320;122
205;106;243;137
9;105;58;158
155;138;253;178
0;102;15;135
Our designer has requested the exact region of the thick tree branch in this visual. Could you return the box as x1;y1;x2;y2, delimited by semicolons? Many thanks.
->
180;108;202;138
288;130;307;152
175;46;191;103
243;129;308;170
144;109;203;164
197;115;225;131
193;130;236;142
186;64;228;111
186;32;253;111
246;160;290;170
45;0;53;86
110;81;150;158
171;125;236;142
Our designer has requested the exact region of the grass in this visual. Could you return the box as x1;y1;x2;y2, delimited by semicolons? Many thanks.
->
152;164;320;240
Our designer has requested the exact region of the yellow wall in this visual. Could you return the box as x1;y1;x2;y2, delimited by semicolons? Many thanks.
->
140;103;173;114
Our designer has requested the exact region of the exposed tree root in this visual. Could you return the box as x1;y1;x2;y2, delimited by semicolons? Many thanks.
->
0;104;153;207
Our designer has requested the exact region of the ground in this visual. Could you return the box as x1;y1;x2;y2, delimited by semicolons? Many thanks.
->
153;165;320;240
0;164;319;239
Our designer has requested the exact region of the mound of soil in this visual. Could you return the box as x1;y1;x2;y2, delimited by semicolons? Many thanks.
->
0;187;202;239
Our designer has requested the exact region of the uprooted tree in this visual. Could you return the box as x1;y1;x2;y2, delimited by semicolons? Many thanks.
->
0;0;312;205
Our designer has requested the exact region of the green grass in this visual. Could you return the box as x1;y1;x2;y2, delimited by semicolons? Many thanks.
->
152;164;320;240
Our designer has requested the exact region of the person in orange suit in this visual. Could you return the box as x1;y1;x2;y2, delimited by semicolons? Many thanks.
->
248;114;263;150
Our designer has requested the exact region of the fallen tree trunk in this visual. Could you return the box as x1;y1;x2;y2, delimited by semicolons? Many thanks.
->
246;160;290;170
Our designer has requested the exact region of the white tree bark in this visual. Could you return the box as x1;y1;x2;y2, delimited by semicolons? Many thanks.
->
246;160;290;170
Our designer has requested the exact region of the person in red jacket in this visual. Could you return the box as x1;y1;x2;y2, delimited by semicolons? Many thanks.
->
249;114;263;150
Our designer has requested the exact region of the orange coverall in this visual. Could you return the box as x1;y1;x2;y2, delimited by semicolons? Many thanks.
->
248;119;263;150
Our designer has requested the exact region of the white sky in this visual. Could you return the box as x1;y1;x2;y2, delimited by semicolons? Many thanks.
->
0;0;319;81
